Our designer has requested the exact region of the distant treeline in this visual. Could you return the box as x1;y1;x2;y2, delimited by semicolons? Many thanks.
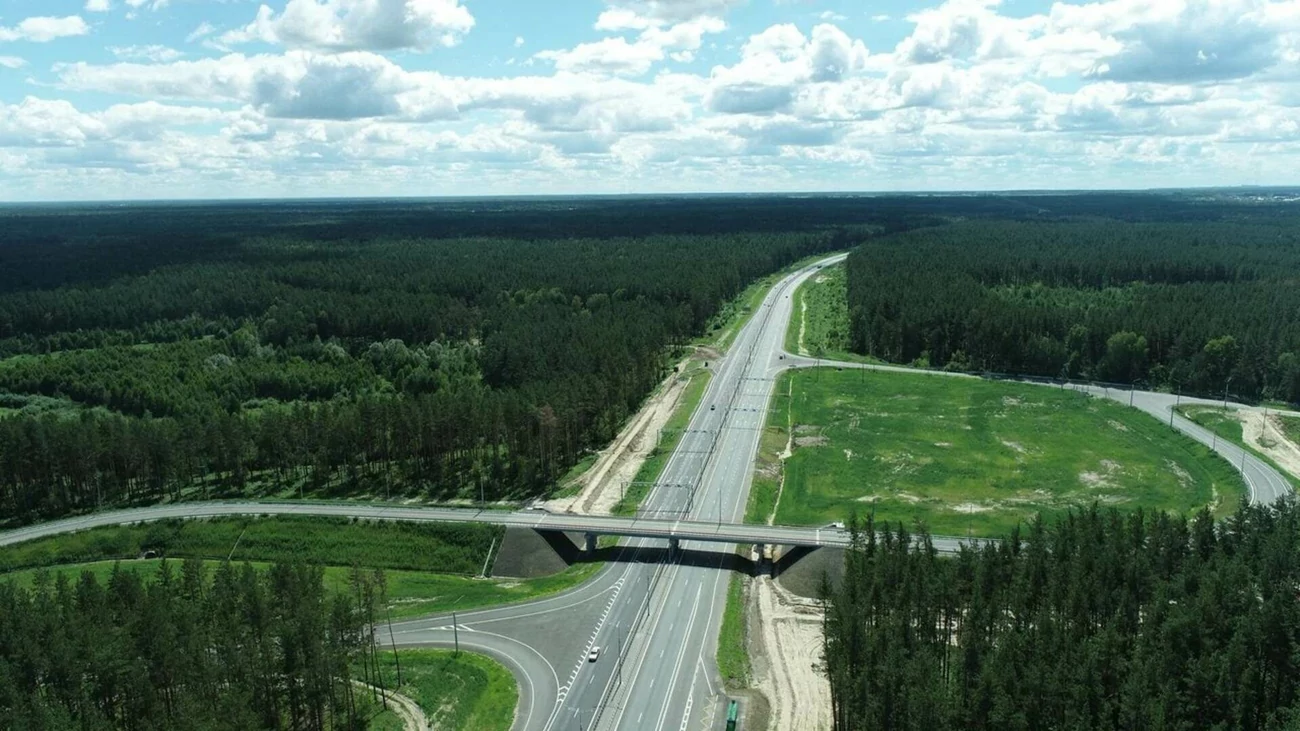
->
0;211;851;524
0;560;379;730
845;219;1300;402
824;500;1300;730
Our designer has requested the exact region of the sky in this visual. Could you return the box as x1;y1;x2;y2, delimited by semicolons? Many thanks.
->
0;0;1297;201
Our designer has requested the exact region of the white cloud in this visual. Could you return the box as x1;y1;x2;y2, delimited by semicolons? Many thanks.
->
187;22;217;43
707;23;869;113
85;0;111;12
110;45;184;63
603;0;745;24
537;15;725;76
220;0;475;53
514;36;525;47
0;16;91;43
0;56;26;68
13;0;1300;198
125;0;170;10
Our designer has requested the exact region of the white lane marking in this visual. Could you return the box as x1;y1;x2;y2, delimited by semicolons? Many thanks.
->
652;584;705;731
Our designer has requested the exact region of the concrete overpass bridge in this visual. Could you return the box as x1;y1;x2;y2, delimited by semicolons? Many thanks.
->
0;499;982;557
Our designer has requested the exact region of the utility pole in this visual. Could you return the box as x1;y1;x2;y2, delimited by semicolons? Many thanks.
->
386;606;403;687
1224;375;1233;410
452;611;459;656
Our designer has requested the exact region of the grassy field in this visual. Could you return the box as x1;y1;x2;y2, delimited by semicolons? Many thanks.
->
784;263;878;364
0;516;600;619
717;575;750;688
613;367;713;515
769;369;1243;536
1;557;601;621
360;649;517;731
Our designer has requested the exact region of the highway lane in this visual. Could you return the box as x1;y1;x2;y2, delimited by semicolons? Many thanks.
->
579;254;849;731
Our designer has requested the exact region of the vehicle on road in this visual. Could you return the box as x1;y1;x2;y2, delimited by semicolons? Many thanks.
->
588;647;600;662
711;404;716;411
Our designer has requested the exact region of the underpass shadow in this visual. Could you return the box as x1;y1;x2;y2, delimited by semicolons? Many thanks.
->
541;530;759;573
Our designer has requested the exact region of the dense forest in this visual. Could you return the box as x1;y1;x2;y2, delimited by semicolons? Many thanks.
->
3;193;1297;525
0;201;869;525
823;500;1300;731
845;218;1300;402
0;560;388;730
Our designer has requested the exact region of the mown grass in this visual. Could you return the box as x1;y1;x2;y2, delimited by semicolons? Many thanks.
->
784;263;879;364
361;649;517;731
1;558;601;621
717;575;750;688
776;369;1244;536
613;368;713;515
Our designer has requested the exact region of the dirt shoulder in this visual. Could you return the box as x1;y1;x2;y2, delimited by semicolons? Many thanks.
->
1241;410;1300;480
748;575;831;731
353;681;428;731
542;351;707;516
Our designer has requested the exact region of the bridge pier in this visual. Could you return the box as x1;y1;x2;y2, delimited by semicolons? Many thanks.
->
583;532;597;554
668;537;680;556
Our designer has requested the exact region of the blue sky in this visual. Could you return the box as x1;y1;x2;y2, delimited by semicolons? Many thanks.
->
0;0;1297;200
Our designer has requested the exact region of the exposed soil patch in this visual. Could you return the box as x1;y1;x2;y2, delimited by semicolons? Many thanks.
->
794;435;828;447
1241;410;1300;481
1108;420;1130;432
353;682;428;731
1166;459;1194;489
1000;439;1027;454
750;577;832;731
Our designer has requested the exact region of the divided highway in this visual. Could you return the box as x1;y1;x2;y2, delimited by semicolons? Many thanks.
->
2;252;1293;731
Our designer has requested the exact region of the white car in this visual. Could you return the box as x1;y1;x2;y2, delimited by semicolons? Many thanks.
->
588;647;601;662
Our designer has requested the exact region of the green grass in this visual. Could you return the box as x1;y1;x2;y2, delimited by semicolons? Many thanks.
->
774;369;1245;536
717;575;750;688
613;368;713;515
554;452;600;499
361;649;517;731
1;558;602;621
747;421;788;524
784;263;879;364
0;516;499;575
1;515;602;620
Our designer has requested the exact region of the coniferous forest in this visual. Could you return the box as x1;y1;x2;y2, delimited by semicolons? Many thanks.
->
0;560;385;730
844;216;1300;401
3;193;1298;525
0;200;867;525
823;499;1300;731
